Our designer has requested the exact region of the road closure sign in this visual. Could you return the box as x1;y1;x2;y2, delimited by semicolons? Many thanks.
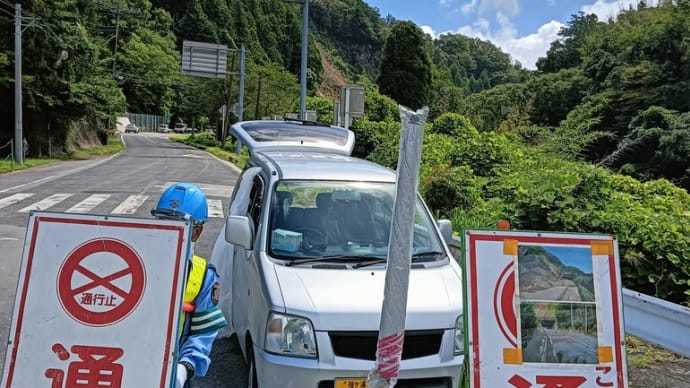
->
1;212;191;388
463;230;628;388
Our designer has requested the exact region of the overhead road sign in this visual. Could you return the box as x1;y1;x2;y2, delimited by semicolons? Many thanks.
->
182;40;228;78
1;212;191;388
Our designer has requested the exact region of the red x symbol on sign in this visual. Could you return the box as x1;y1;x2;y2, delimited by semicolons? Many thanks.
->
58;239;146;326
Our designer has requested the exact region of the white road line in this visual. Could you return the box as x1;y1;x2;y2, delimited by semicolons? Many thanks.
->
19;193;73;213
159;182;234;198
207;199;224;218
0;193;34;209
66;194;111;213
0;153;122;194
111;195;149;215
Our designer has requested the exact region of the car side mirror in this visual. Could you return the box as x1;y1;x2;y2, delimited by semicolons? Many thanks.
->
225;215;254;249
437;219;453;244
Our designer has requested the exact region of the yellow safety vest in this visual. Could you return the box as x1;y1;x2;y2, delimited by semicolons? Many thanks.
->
179;255;207;337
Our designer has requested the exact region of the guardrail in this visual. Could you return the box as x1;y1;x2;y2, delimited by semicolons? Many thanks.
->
447;236;690;357
622;288;690;357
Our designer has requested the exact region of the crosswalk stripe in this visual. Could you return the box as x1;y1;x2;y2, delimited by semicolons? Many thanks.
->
0;193;34;209
111;195;149;215
160;182;234;198
66;194;111;213
19;193;73;213
207;199;224;218
2;192;227;218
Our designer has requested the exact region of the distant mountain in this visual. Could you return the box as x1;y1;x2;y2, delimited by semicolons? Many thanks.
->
518;246;594;296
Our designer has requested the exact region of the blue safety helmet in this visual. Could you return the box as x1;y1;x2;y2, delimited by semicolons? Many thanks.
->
151;182;208;224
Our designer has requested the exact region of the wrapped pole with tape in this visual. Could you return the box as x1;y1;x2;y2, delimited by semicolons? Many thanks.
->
367;105;428;388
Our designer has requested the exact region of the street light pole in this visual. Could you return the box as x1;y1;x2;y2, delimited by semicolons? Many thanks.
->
14;3;23;164
299;0;309;120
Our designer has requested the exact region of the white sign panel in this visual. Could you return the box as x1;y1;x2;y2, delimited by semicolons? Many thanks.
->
2;212;191;388
463;230;628;388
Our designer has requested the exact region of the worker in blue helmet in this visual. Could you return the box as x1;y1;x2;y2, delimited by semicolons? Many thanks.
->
151;183;227;388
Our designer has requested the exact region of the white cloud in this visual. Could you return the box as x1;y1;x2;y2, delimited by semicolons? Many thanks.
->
461;0;519;16
420;25;438;39
580;0;638;21
498;20;565;69
441;0;652;70
448;16;564;70
460;0;478;14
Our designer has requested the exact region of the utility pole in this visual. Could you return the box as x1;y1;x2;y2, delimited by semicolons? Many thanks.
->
112;5;120;72
106;5;138;74
12;3;42;164
236;45;245;155
255;73;265;119
283;0;309;120
299;0;309;120
14;3;22;164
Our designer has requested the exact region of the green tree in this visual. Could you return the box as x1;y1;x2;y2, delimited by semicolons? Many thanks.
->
527;68;590;126
377;21;432;110
536;12;603;72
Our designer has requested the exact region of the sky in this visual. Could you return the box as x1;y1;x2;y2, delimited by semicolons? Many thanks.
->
542;246;593;274
364;0;652;70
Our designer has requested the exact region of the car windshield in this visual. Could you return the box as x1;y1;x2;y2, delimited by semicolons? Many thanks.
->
267;180;444;263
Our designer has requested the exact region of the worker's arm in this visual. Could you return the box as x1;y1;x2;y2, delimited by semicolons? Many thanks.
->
178;266;228;377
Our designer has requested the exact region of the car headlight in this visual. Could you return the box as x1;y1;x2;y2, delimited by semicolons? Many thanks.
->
454;314;464;356
265;312;317;358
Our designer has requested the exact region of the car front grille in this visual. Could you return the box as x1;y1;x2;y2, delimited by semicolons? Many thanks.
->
328;330;443;361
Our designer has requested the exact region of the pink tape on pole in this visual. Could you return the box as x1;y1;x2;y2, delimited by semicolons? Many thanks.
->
376;332;405;379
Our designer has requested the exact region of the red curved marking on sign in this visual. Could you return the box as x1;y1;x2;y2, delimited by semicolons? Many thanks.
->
493;263;517;348
58;238;145;326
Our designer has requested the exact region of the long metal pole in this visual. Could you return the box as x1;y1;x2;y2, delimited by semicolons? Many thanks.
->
236;45;246;155
299;0;309;119
14;3;23;164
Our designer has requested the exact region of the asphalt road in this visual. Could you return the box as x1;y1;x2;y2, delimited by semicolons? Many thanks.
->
522;281;581;301
0;132;246;386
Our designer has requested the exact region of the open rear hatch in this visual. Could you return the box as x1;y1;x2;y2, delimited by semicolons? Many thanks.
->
229;119;355;156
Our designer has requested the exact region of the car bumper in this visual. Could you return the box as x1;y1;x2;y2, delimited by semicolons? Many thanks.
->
253;339;463;388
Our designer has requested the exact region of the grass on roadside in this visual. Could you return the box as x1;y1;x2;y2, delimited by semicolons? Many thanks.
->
0;157;63;174
625;335;686;369
171;132;248;169
70;135;124;159
0;135;124;174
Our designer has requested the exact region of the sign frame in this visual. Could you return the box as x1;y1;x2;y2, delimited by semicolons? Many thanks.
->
462;229;629;388
1;212;191;388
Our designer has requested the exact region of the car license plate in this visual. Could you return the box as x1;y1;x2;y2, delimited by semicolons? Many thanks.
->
335;378;368;388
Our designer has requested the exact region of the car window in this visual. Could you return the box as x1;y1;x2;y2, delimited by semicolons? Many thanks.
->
267;180;443;261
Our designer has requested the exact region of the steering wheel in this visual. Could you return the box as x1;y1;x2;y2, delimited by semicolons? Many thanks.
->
294;227;328;252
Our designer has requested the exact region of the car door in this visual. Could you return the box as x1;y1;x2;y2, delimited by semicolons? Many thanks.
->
230;168;265;345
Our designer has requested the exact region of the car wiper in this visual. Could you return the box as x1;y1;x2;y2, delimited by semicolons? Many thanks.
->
352;257;388;269
353;251;445;269
284;254;381;267
411;251;445;262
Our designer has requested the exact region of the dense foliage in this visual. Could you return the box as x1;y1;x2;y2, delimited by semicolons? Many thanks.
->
353;114;690;304
2;0;690;303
